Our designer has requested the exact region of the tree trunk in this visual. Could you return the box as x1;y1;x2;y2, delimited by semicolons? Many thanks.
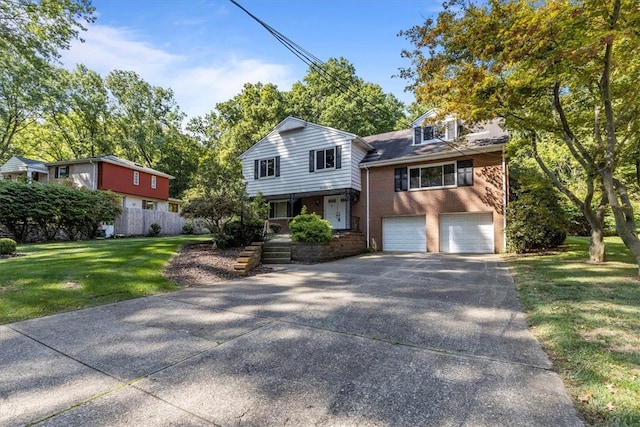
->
602;173;640;276
589;227;606;263
584;196;608;263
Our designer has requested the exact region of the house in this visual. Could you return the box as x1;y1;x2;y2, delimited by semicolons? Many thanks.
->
0;154;183;236
0;156;49;182
240;113;508;253
239;116;374;233
46;155;179;214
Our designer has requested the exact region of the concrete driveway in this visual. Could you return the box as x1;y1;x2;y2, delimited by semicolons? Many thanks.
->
1;253;582;426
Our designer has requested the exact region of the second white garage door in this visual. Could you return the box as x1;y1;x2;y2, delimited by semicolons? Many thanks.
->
382;216;426;252
440;213;494;253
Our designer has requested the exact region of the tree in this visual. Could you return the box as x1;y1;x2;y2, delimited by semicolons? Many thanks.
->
288;57;406;135
44;65;112;159
0;51;53;160
105;70;185;168
0;0;95;66
400;0;640;270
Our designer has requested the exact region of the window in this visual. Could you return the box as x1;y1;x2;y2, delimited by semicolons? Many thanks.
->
254;156;280;179
457;160;474;186
316;148;335;170
151;175;157;189
168;202;179;213
409;163;456;189
309;146;342;172
269;201;289;219
55;166;69;178
133;171;140;186
142;200;156;210
413;119;461;144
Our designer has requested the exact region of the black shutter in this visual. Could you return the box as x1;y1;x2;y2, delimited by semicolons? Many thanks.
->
335;146;342;169
309;150;315;172
55;166;59;179
394;167;408;192
457;160;473;186
414;127;421;144
275;156;280;177
254;160;259;180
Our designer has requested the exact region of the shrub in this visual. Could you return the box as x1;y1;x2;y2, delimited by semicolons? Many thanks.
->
182;221;195;235
148;223;162;237
290;208;333;243
220;218;264;248
506;198;567;253
0;238;17;255
269;223;282;233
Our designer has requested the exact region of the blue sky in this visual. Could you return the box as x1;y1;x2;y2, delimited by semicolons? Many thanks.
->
62;0;443;119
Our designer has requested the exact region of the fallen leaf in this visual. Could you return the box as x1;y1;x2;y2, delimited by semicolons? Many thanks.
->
579;391;592;403
606;402;616;411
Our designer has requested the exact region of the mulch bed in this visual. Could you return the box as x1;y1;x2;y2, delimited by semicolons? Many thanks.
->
163;242;273;287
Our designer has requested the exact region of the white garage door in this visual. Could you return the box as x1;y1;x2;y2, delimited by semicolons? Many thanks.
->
383;216;426;252
440;213;494;253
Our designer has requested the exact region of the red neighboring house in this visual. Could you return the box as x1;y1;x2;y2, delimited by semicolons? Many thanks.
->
0;154;183;236
47;155;177;213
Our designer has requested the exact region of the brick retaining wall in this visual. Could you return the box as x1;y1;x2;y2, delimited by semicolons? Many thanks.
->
292;232;366;263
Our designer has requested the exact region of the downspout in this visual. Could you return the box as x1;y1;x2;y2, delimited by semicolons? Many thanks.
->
365;165;370;248
90;159;97;190
502;147;507;252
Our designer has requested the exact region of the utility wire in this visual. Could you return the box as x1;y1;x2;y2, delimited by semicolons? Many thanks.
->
229;0;413;128
229;0;505;159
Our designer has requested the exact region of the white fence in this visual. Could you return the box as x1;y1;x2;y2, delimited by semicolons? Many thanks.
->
114;208;185;236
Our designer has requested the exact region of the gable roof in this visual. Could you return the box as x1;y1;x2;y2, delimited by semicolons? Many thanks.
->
361;119;508;167
46;155;174;179
239;116;373;159
0;155;49;174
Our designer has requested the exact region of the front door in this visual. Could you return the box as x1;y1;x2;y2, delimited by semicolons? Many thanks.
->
324;196;348;230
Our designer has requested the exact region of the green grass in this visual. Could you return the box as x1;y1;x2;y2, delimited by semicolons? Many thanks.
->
0;236;209;325
507;237;640;426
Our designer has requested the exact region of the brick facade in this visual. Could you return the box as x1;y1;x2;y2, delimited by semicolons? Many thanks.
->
354;152;506;253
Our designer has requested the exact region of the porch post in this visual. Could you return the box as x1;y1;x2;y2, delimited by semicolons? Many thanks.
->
345;189;352;231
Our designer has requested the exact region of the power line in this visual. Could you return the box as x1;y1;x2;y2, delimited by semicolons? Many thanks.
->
229;0;505;159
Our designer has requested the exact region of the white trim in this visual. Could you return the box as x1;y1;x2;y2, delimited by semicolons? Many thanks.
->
408;161;457;190
258;157;277;179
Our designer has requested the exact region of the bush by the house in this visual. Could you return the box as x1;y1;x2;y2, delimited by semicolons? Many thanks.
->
148;223;162;237
0;180;122;243
215;218;263;249
0;238;17;255
290;207;333;243
506;197;568;253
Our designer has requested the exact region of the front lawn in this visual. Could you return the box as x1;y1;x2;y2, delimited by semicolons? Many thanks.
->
0;236;208;324
507;237;640;426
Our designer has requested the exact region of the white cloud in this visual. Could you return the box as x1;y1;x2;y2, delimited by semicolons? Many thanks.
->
169;58;294;119
61;25;297;119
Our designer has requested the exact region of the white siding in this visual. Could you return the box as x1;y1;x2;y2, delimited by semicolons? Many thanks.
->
243;121;361;197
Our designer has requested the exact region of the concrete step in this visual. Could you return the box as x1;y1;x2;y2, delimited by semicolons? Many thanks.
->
262;241;292;264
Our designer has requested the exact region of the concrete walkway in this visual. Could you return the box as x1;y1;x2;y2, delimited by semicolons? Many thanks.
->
1;253;583;426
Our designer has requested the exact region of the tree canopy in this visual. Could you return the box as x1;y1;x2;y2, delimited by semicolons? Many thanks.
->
401;0;640;270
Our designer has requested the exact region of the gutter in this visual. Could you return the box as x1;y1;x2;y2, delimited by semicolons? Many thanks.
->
359;143;506;169
502;147;507;252
365;164;370;249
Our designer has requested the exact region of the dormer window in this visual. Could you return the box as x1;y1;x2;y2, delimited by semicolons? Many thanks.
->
421;125;445;143
413;117;458;145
